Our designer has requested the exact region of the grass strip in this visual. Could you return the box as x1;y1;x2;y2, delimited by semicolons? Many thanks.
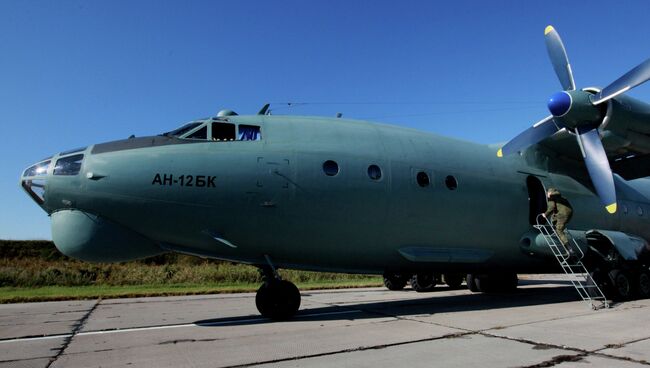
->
0;278;383;303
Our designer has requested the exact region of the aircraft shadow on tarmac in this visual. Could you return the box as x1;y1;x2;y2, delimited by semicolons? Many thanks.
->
193;281;581;327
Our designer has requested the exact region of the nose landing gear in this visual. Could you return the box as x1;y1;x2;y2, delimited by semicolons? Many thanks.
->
255;257;301;320
256;279;301;320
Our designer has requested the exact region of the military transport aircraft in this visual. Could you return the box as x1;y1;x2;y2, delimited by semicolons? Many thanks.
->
21;26;650;319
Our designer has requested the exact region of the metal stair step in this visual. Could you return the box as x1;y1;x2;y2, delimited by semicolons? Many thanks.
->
534;217;609;309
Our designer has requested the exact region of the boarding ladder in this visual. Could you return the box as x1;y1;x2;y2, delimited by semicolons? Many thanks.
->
534;215;609;309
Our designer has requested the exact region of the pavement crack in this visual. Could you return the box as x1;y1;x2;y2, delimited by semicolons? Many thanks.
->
158;338;222;345
224;331;475;368
45;298;101;368
480;331;650;367
316;300;470;332
595;335;650;352
519;353;588;368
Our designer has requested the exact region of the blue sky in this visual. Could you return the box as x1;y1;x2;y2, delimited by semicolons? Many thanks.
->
2;0;650;239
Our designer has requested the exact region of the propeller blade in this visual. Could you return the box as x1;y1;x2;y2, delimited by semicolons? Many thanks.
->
575;127;617;213
498;116;559;157
591;59;650;105
544;26;576;91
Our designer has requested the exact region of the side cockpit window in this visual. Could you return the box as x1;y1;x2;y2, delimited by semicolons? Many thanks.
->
164;121;262;142
212;122;236;141
164;122;201;137
54;154;84;176
186;126;207;140
238;125;261;141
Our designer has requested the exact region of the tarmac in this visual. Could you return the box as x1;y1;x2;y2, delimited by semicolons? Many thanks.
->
1;275;650;368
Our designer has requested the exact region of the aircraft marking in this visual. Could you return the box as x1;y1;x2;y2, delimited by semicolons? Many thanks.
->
151;174;216;187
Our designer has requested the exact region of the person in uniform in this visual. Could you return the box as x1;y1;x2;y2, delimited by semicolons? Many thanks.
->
542;188;574;254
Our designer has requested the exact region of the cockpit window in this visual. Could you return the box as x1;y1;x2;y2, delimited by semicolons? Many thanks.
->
238;125;261;141
60;147;87;155
161;121;262;142
186;126;207;140
54;154;84;176
212;122;236;141
163;122;201;137
23;160;51;177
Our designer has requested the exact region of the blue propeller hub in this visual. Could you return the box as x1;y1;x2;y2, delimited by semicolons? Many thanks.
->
547;91;572;117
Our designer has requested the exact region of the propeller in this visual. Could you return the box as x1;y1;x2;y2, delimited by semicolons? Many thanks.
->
498;25;650;214
497;116;558;157
591;59;650;105
544;26;575;91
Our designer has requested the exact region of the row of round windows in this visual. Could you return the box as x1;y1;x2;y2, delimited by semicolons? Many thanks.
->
322;160;458;190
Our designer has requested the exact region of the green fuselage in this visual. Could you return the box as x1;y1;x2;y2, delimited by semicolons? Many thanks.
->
24;114;650;275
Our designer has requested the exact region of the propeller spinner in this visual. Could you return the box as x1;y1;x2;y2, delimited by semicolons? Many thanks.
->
499;26;650;214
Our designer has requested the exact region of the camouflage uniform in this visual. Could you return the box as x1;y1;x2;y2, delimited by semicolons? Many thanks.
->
544;188;573;247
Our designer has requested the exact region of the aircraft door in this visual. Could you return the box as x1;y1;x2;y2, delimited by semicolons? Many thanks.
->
526;175;548;225
256;155;295;210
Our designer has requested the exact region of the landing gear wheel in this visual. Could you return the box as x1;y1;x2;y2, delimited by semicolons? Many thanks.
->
466;274;479;292
410;273;436;292
638;270;650;299
443;273;464;289
610;269;635;301
473;273;518;293
255;280;301;320
383;273;409;291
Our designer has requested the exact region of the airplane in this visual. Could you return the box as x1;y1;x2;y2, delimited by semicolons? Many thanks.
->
20;26;650;319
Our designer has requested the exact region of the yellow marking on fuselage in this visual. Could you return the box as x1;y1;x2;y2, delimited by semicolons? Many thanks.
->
497;148;503;158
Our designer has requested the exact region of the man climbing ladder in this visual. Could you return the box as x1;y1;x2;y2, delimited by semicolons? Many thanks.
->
542;188;574;256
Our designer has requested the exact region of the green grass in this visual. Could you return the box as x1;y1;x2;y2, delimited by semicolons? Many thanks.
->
0;240;384;303
0;278;383;303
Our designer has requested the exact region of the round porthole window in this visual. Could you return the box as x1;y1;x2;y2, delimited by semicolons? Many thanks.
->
367;165;382;180
445;175;458;190
416;171;430;187
323;160;339;176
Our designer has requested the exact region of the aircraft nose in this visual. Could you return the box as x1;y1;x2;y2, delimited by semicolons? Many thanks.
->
20;158;52;206
20;147;87;209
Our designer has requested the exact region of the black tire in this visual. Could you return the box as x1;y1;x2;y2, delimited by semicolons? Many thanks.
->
609;269;635;301
255;280;301;320
500;273;519;292
410;273;436;292
383;273;409;291
638;270;650;299
443;273;464;289
466;274;479;292
474;273;518;293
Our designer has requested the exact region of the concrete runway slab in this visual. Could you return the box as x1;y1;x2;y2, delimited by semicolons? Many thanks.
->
1;276;650;367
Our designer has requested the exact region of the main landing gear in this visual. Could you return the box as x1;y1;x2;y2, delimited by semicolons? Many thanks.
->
466;273;519;293
255;258;301;320
382;272;466;292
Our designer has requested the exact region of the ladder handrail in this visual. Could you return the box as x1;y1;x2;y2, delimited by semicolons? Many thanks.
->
535;214;585;260
533;213;609;309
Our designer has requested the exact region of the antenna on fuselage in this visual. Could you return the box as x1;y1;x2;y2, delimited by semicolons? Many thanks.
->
257;103;270;115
